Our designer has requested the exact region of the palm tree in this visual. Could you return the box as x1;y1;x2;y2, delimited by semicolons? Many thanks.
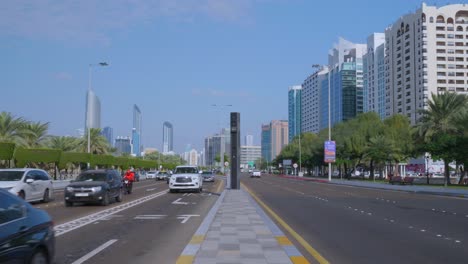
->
78;128;111;154
417;93;468;186
21;121;50;148
0;112;27;143
45;136;79;152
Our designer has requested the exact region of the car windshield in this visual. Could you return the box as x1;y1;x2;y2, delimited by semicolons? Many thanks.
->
0;171;24;181
76;173;107;182
174;167;198;174
148;171;156;174
202;171;213;175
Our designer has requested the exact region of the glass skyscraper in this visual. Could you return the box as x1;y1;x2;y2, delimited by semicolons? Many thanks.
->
288;86;302;143
84;89;101;130
101;126;113;147
162;121;173;153
132;105;142;156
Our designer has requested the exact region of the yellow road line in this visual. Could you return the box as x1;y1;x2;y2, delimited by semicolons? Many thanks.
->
190;235;205;244
276;236;293;246
215;179;224;194
175;255;194;264
242;183;330;264
290;256;310;264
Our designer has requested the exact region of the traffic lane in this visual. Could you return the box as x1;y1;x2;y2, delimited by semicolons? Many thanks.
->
262;175;468;243
33;180;168;225
242;176;467;264
53;179;223;264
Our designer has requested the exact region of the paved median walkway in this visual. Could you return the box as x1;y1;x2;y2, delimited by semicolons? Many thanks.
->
177;188;308;264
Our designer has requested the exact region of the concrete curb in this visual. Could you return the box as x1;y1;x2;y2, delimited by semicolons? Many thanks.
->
176;190;226;264
243;187;310;264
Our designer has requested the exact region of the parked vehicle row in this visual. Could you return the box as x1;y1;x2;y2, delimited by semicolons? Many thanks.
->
0;169;54;203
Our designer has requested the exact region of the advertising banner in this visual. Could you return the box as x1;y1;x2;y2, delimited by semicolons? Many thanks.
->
324;141;336;163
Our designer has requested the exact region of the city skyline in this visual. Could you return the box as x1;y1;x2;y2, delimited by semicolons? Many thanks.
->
2;1;464;153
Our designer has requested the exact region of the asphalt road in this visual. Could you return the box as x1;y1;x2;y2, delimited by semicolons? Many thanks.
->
32;178;224;264
242;174;468;264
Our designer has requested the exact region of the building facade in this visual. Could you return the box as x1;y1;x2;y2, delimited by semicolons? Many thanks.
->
363;33;387;119
240;145;261;168
132;105;142;156
204;128;230;167
115;136;131;155
162;121;173;153
245;135;254;146
385;3;468;124
301;67;329;134
288;85;302;143
189;149;198;166
320;38;367;131
261;121;288;162
101;126;113;147
84;89;101;130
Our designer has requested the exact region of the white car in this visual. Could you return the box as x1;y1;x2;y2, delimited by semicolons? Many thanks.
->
146;171;157;179
169;166;203;193
251;170;261;178
0;168;54;203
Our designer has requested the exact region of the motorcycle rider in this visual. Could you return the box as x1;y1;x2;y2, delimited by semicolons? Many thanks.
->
123;168;135;193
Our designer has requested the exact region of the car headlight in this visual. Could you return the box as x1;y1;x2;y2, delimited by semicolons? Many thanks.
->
192;177;198;181
91;186;102;192
66;187;74;192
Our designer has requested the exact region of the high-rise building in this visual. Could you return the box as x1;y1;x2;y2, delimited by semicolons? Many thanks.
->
320;38;367;130
132;105;142;156
261;121;288;162
385;3;468;124
189;149;198;166
84;89;101;130
301;67;329;134
240;145;261;168
288;85;302;142
204;128;230;167
162;121;173;153
115;136;131;155
363;33;386;119
101;126;113;147
245;135;254;146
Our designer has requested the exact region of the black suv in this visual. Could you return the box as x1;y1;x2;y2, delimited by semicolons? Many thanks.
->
64;169;123;206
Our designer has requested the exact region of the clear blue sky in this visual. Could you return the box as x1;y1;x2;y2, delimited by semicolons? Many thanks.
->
1;0;437;153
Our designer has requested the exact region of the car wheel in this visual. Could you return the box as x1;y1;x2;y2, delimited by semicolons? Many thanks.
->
42;189;50;203
116;189;123;202
18;190;25;200
30;249;48;264
101;192;110;206
65;201;73;207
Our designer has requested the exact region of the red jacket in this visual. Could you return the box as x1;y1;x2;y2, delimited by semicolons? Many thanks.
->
124;171;135;182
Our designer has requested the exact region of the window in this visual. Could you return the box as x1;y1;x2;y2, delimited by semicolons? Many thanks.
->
437;15;445;23
0;192;26;225
437;64;446;69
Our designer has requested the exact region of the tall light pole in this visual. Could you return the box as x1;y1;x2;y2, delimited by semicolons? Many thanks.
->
87;62;108;166
312;64;332;181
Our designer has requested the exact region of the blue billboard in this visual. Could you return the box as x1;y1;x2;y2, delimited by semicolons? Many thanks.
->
324;141;336;163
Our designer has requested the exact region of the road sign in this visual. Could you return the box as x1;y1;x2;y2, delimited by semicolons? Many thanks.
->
293;163;298;169
324;141;336;163
224;161;229;167
283;159;292;166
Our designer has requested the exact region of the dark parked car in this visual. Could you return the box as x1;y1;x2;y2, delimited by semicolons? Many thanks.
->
0;188;55;264
201;171;215;182
64;169;123;207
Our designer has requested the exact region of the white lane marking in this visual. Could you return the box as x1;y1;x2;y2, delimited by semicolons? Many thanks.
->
54;190;167;237
182;193;193;197
172;198;189;205
421;229;426;232
367;213;372;216
146;188;156;192
100;215;123;221
437;234;442;237
177;214;200;224
409;226;414;229
134;215;167;220
71;239;117;264
455;240;461;243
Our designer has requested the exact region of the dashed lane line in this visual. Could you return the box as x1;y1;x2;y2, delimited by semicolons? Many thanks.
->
71;239;117;264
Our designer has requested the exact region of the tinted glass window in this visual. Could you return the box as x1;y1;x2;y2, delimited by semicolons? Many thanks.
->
174;167;198;174
76;173;107;182
33;171;43;181
38;171;50;181
0;171;24;181
0;192;25;225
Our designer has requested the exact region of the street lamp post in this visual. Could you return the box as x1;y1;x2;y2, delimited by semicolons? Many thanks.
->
87;62;108;168
312;64;332;181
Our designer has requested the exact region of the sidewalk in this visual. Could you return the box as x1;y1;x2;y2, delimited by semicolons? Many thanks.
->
279;175;468;198
177;189;309;264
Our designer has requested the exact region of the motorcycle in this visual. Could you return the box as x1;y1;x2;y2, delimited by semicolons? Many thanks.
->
123;179;132;194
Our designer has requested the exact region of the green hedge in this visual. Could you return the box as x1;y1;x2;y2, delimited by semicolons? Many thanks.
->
90;154;115;167
0;142;15;160
58;152;91;169
14;147;62;167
